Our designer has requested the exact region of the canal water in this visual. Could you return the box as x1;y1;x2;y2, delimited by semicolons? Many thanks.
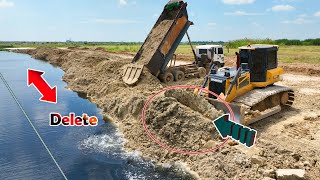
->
0;52;193;180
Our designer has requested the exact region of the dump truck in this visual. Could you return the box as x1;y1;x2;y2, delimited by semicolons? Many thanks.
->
202;44;294;125
195;45;225;68
122;1;221;85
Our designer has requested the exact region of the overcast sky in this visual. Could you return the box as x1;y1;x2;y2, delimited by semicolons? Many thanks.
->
0;0;319;42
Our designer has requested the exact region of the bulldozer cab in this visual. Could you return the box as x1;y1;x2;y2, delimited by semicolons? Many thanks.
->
239;44;279;82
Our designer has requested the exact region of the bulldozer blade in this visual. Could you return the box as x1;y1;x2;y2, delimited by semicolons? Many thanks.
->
207;98;282;125
122;64;144;85
207;98;246;124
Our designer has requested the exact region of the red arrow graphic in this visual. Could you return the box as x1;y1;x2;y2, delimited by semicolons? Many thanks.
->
27;68;57;104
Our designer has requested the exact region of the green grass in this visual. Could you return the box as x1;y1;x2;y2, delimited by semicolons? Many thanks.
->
277;46;320;64
226;39;275;49
91;44;141;53
1;42;320;64
0;44;13;51
0;42;142;53
226;38;320;48
175;44;320;64
223;46;320;64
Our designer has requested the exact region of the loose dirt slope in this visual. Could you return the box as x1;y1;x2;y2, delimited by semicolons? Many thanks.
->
15;48;320;179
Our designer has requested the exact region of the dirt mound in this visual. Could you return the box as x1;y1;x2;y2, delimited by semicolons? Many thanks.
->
145;95;222;152
165;89;223;120
280;63;320;76
94;47;106;51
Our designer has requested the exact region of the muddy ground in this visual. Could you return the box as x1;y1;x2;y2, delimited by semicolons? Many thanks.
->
14;48;320;179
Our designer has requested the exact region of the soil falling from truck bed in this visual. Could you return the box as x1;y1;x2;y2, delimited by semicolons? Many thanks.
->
135;20;174;64
14;48;320;180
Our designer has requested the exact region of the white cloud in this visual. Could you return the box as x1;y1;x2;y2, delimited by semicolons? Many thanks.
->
224;11;263;16
222;0;255;4
315;11;320;17
208;22;217;26
298;14;307;18
119;0;127;6
271;5;295;12
282;18;312;24
251;22;260;27
94;18;141;24
0;0;14;8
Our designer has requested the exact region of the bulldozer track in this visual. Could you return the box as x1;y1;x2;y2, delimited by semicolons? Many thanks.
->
208;85;295;124
234;85;295;107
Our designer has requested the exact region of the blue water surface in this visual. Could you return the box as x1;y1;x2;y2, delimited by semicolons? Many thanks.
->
0;51;193;180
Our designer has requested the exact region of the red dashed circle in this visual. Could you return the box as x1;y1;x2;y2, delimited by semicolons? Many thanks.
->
142;85;235;155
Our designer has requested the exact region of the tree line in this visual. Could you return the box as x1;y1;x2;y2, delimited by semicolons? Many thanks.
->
226;38;320;48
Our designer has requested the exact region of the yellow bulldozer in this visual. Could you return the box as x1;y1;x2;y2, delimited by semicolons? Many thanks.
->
202;44;294;125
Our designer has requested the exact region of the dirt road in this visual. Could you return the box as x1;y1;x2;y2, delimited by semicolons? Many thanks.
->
14;48;320;179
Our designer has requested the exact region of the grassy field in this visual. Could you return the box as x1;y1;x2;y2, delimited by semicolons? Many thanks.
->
1;42;320;64
276;46;320;64
0;42;142;52
175;44;320;64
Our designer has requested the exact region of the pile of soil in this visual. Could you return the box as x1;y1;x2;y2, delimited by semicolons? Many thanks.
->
136;20;174;64
145;91;223;152
280;63;320;76
14;48;320;179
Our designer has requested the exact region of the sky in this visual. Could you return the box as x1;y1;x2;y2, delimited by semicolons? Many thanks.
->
0;0;319;42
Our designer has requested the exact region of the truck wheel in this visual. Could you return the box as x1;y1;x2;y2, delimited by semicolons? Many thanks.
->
173;71;185;82
198;67;207;78
159;72;174;83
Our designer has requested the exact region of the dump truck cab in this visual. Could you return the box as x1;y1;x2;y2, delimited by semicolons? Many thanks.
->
196;45;224;67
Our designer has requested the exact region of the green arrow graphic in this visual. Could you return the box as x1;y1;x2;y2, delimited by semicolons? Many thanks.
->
213;114;257;148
